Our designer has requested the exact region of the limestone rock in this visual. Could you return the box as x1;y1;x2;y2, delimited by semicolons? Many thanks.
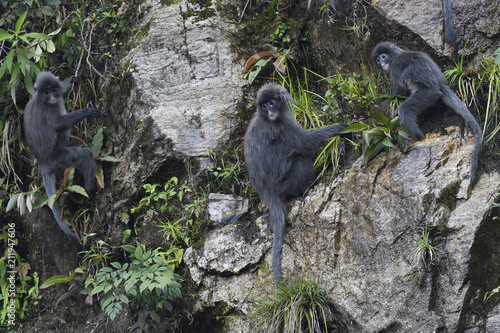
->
105;0;247;197
207;193;249;227
186;127;500;332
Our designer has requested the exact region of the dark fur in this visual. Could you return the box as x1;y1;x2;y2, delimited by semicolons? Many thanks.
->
443;0;456;44
244;83;347;281
371;42;482;186
24;71;99;244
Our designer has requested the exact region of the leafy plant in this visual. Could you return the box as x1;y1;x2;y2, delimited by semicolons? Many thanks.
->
131;177;189;216
412;225;440;267
86;243;182;332
131;177;203;269
90;127;120;189
5;184;39;216
0;10;60;104
243;45;287;84
342;105;410;166
270;21;291;47
322;67;384;115
253;276;332;333
477;47;500;144
445;44;500;145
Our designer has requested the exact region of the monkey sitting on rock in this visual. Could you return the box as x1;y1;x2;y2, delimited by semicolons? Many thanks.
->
371;42;482;187
244;82;347;282
24;71;100;244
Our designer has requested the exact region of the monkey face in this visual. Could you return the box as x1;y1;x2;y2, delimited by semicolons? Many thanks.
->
40;85;60;105
260;97;282;120
375;53;390;71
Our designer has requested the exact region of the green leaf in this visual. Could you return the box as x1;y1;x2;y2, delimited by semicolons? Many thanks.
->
371;105;391;126
17;193;26;216
15;11;28;35
390;116;399;127
366;128;385;137
101;296;115;309
23;32;50;39
140;280;151;293
17;51;27;76
110;262;121;269
4;49;15;73
341;123;367;133
48;26;62;36
118;294;128;304
24;72;33;94
382;137;396;148
46;40;56;53
67;185;89;197
0;28;12;41
135;245;144;260
9;62;20;84
99;267;113;273
364;140;383;165
40;275;71;289
98;155;120;162
6;193;20;212
91;127;104;155
121;245;136;254
150;311;161;323
48;193;57;209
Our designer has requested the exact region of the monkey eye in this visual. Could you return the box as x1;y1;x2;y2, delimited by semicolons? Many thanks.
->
377;53;387;64
262;100;275;110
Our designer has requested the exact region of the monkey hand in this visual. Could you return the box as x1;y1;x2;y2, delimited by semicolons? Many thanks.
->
86;107;100;118
70;76;80;84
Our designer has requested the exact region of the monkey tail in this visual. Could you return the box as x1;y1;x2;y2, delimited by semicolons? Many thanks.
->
40;165;80;245
269;195;287;283
442;87;482;186
443;0;456;44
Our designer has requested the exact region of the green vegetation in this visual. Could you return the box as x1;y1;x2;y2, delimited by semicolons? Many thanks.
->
129;176;207;269
253;276;332;333
85;243;182;332
343;106;409;165
445;47;500;146
412;226;440;267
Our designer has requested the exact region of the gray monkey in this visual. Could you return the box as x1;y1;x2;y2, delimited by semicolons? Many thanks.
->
371;42;481;186
24;71;99;244
244;83;347;282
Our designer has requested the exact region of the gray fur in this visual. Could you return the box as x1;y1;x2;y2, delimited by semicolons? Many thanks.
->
24;71;99;244
244;83;347;282
372;42;482;186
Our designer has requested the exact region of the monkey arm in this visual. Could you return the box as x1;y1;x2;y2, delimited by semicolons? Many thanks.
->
304;123;347;151
55;108;99;132
60;76;80;96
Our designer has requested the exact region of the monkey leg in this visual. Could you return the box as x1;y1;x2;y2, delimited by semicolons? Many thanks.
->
399;89;441;139
56;147;97;192
280;156;315;199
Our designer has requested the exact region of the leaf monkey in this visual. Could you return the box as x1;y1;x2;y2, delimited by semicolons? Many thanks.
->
244;83;347;282
371;42;482;186
443;0;456;44
24;71;100;244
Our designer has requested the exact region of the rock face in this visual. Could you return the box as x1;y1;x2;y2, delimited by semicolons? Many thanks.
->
106;0;247;197
184;128;500;332
371;0;500;56
207;193;249;227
